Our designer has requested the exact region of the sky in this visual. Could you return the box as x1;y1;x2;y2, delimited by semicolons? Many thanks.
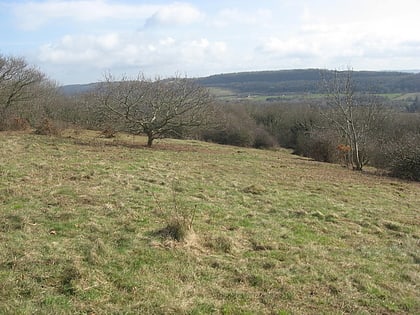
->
1;0;420;85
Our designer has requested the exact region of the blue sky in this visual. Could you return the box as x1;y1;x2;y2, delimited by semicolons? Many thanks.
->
1;0;420;85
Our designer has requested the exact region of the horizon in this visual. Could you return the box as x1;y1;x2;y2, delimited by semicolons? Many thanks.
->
59;68;420;87
1;0;420;85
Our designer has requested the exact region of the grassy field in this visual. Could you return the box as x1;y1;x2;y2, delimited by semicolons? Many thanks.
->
0;130;419;314
208;89;420;103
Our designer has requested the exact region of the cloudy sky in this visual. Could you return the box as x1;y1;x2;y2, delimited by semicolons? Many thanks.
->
1;0;420;85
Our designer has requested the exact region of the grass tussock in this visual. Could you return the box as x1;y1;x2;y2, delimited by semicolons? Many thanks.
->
155;218;190;242
0;129;419;314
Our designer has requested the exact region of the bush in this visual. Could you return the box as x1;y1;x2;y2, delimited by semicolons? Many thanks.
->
294;129;340;163
160;218;189;242
34;118;59;135
202;127;255;147
200;105;256;147
385;134;420;181
153;181;197;242
390;153;420;181
199;104;277;148
101;126;116;138
309;139;337;163
253;128;277;149
8;117;31;131
250;102;319;149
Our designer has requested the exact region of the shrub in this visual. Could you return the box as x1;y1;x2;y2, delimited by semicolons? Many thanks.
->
199;104;277;148
308;139;335;162
294;129;339;163
34;118;59;135
153;181;197;242
160;218;189;242
386;134;420;181
199;104;249;146
253;128;277;149
202;127;255;147
372;132;420;181
101;126;116;138
8;117;31;131
391;155;420;181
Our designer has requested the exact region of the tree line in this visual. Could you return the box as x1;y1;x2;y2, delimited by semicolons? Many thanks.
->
1;54;419;181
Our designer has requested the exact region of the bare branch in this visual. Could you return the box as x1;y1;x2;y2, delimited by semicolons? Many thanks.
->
319;69;387;170
94;72;213;146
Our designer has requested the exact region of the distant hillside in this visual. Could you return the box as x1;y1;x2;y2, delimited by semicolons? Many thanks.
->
59;69;420;96
196;69;420;95
58;82;99;96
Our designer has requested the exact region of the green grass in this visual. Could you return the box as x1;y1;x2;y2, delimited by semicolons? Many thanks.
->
1;129;419;314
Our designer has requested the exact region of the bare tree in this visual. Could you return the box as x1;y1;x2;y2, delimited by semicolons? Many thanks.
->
0;55;46;128
320;69;387;171
96;73;213;147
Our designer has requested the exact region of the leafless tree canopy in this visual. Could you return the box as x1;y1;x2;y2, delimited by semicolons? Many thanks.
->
95;73;213;146
0;55;46;128
320;69;387;170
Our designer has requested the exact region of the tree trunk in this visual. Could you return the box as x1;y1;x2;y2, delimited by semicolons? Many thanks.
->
146;134;154;147
350;121;363;171
353;142;363;171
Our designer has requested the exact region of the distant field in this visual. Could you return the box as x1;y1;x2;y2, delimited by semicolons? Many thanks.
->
208;88;419;103
208;91;326;102
207;87;237;98
0;130;419;314
390;92;420;101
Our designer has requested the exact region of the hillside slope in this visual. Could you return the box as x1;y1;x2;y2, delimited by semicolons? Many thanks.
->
0;130;419;314
197;69;420;94
59;69;420;96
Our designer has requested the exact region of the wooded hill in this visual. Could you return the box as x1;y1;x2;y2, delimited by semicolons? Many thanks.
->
59;69;420;96
196;69;420;95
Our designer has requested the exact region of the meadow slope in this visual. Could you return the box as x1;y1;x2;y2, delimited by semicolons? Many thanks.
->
0;130;419;314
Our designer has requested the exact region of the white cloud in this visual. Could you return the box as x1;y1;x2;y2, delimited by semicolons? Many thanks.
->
12;0;202;30
40;35;104;65
38;32;228;78
260;37;319;58
256;0;420;68
213;8;272;28
97;33;120;50
180;38;227;65
145;2;203;27
159;37;176;46
300;0;420;42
